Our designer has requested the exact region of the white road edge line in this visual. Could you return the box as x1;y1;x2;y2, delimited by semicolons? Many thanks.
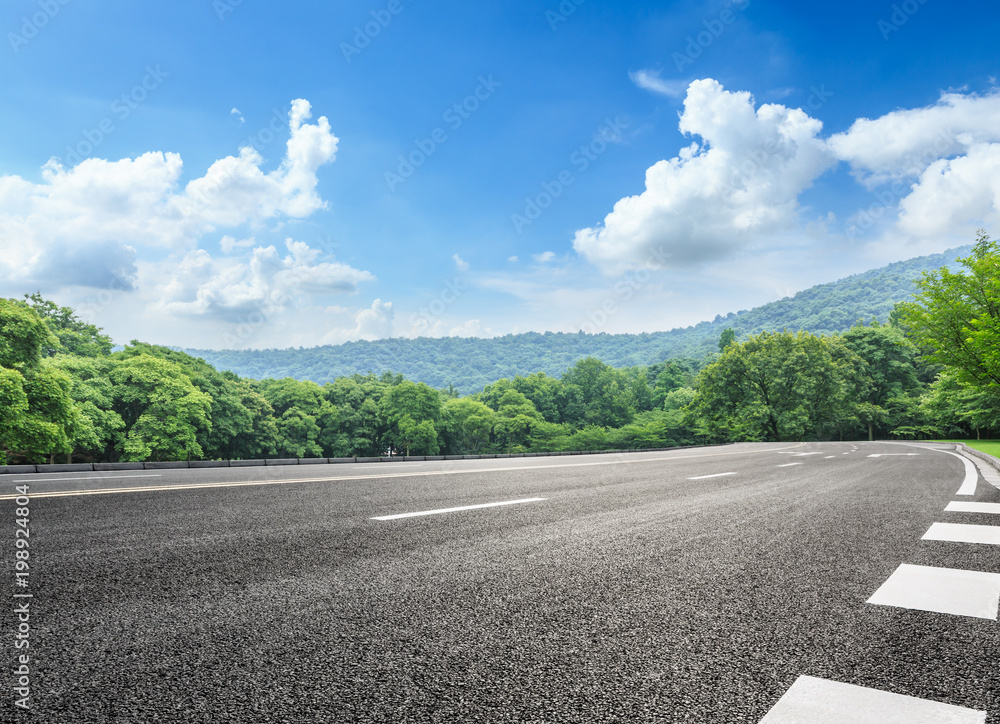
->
687;472;737;480
372;497;548;521
885;444;978;496
0;443;807;500
11;474;162;483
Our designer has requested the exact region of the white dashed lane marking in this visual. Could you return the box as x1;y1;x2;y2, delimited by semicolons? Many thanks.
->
922;522;1000;546
866;563;1000;620
687;472;736;480
945;501;1000;515
776;463;802;468
759;675;986;723
371;497;548;521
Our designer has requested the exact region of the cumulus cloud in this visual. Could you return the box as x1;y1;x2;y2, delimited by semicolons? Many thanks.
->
894;143;1000;240
0;99;338;289
150;238;375;322
449;319;495;338
573;79;833;272
319;299;394;344
629;69;688;99
452;254;470;271
828;88;1000;187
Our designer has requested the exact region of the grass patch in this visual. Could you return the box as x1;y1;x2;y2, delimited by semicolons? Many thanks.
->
935;439;1000;458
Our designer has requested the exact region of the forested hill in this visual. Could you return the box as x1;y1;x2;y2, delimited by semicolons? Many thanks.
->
186;245;969;393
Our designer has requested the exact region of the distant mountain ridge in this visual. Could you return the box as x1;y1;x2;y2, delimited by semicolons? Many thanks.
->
186;246;970;393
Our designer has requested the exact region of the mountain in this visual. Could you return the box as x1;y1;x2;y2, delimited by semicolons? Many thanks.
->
186;245;969;393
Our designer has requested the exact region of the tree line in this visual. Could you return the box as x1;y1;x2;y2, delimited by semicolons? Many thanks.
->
0;233;996;464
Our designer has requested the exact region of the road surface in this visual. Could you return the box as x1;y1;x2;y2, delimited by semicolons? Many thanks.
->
2;441;998;722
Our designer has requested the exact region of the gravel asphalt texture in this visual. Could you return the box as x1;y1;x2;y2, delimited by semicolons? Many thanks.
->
2;441;998;723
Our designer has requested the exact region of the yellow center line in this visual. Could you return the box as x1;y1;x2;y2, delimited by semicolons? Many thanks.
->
0;442;806;499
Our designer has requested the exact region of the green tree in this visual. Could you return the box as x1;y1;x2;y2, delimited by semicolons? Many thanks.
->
442;397;495;454
50;355;125;460
0;299;79;463
899;231;1000;393
257;378;334;458
381;380;442;455
561;357;642;428
840;321;921;440
18;292;114;357
494;389;543;453
690;331;860;442
718;327;736;352
121;343;277;460
108;354;212;462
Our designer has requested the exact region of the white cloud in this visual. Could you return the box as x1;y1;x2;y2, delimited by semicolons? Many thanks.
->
828;88;1000;187
319;298;394;344
894;143;1000;240
149;238;375;322
220;235;256;253
533;251;556;263
230;107;245;125
0;99;338;289
629;69;688;99
573;79;833;273
448;319;495;338
507;255;519;262
452;254;470;271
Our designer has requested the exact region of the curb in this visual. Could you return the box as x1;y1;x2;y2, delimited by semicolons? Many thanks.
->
955;443;1000;489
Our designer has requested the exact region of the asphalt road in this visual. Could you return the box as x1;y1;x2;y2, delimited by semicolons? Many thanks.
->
2;441;999;722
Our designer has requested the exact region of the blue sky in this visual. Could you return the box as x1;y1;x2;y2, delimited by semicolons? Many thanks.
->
1;0;998;349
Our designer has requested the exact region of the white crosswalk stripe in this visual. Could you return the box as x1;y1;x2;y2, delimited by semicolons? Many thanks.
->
760;676;986;723
866;563;1000;620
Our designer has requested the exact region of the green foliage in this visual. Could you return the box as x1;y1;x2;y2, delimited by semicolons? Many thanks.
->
108;354;212;462
442;398;495;455
381;380;443;455
0;300;80;462
718;328;736;352
18;293;114;357
899;231;1000;393
690;331;863;442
